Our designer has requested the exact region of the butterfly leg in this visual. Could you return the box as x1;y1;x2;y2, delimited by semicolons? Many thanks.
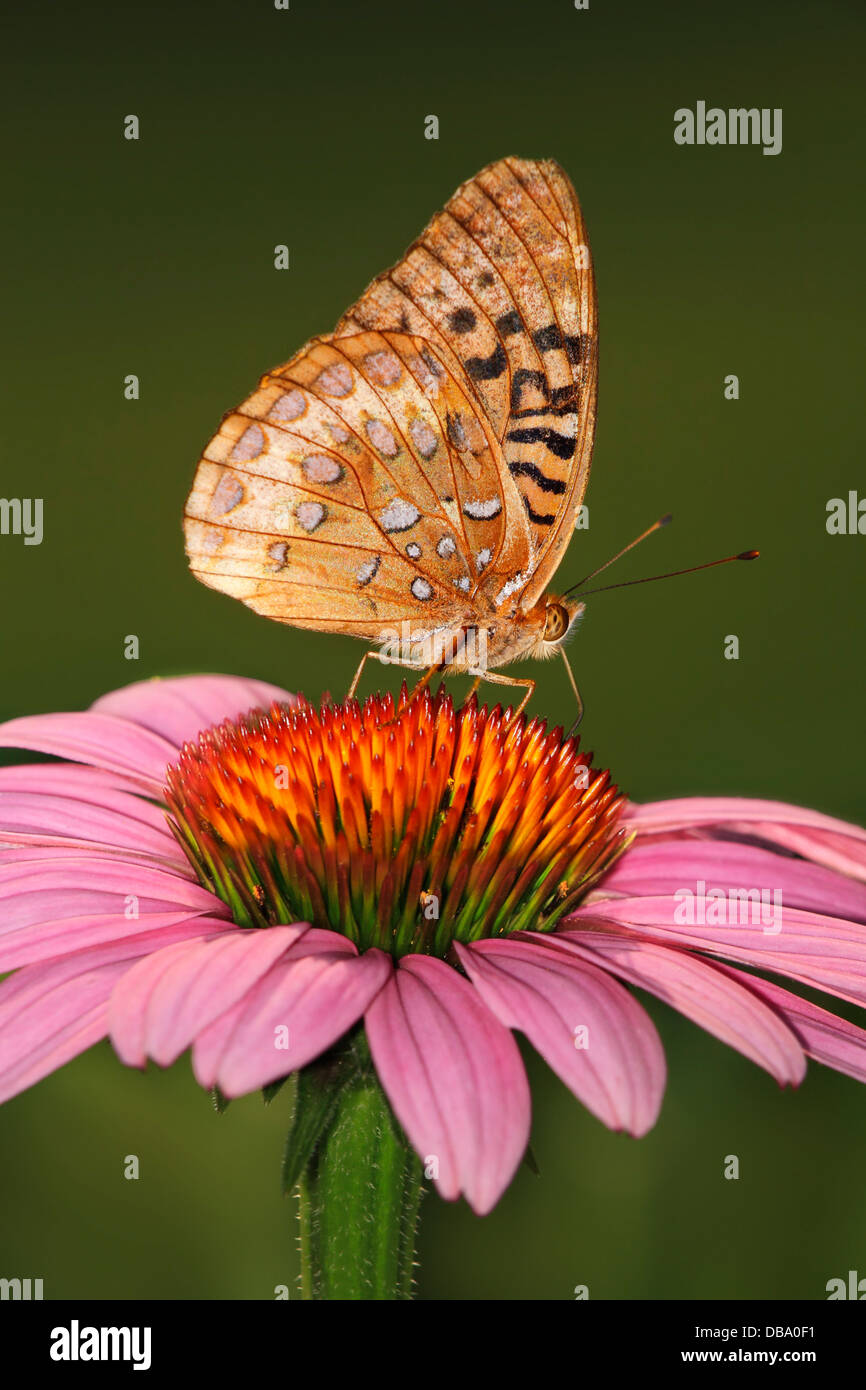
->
347;649;425;701
560;648;585;736
466;670;536;719
347;651;379;702
406;660;449;703
347;649;433;704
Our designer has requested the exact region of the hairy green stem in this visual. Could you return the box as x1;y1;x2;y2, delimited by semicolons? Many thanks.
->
293;1032;423;1300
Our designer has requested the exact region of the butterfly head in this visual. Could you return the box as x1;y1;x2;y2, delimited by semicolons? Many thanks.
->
485;594;585;668
542;596;586;648
510;594;585;663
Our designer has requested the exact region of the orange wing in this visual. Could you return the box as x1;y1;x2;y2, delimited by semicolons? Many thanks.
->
184;331;531;638
184;157;596;636
337;156;598;611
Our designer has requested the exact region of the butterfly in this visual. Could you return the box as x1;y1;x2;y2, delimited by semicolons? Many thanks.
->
184;157;597;716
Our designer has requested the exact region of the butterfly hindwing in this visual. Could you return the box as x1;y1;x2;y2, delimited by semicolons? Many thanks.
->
183;331;531;637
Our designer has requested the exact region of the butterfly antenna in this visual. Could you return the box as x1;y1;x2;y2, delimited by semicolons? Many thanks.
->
564;514;673;596
574;550;760;599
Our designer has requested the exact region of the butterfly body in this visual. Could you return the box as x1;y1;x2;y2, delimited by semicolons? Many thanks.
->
185;158;597;698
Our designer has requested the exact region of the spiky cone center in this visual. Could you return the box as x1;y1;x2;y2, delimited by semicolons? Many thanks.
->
164;687;632;958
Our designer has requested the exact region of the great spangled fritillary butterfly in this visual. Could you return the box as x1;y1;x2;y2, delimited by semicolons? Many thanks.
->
184;157;597;712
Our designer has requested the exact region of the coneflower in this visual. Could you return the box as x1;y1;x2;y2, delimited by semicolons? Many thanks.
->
1;674;865;1298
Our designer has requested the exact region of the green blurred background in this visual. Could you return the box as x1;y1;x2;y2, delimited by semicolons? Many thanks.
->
1;0;864;1299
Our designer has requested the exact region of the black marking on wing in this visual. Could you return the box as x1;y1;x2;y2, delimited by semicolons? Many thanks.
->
494;309;523;337
421;347;445;379
552;384;579;406
509;461;567;495
522;495;556;526
506;426;576;461
533;324;564;353
510;368;548;410
511;383;580;418
511;403;579;419
566;334;592;366
465;341;507;382
533;327;593;365
446;412;466;449
448;307;477;334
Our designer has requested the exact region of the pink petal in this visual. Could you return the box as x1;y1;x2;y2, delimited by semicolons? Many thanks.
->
0;712;178;794
723;822;866;883
457;938;665;1134
0;790;183;865
0;965;126;1104
365;955;531;1214
0;857;227;968
0;762;163;804
708;962;866;1084
627;798;866;882
109;925;307;1067
92;674;294;747
0;921;228;1103
627;796;866;840
553;930;805;1085
192;932;390;1097
569;896;866;1008
600;841;866;924
0;841;186;877
0;858;220;921
0;908;224;972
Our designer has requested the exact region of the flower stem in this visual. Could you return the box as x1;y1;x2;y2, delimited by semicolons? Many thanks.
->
294;1031;423;1300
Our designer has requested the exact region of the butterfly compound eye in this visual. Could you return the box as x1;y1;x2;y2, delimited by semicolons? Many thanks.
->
543;602;571;643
